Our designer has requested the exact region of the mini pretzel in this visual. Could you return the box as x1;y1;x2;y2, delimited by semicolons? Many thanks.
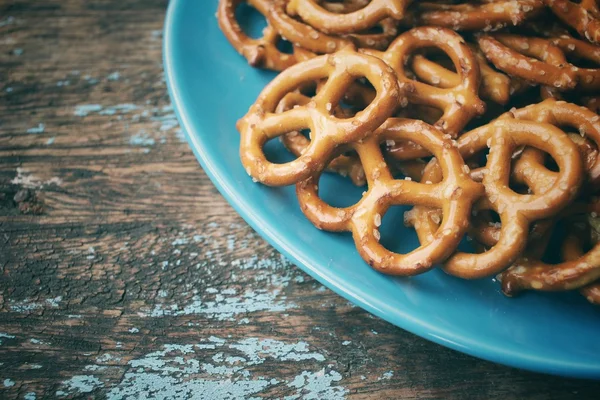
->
563;224;600;304
408;118;584;279
268;0;355;54
218;0;299;71
410;47;512;104
276;92;366;186
544;0;600;44
477;34;578;90
363;27;485;160
549;36;600;91
414;0;544;32
581;282;600;304
285;0;410;35
505;99;600;189
296;118;483;275
501;214;600;295
237;49;400;186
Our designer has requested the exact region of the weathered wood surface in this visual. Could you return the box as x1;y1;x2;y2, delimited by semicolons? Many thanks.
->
1;1;599;398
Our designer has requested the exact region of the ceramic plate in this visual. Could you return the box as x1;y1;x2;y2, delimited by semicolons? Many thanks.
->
164;0;600;379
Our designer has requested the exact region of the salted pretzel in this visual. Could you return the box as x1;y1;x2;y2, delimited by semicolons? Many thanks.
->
505;100;600;190
362;27;485;160
276;92;367;186
237;49;400;186
406;118;584;279
413;1;544;32
562;219;600;304
501;212;600;296
295;118;483;275
218;0;300;71
549;36;600;91
268;0;356;54
409;47;512;104
581;281;600;304
544;0;600;44
285;0;410;35
478;34;578;90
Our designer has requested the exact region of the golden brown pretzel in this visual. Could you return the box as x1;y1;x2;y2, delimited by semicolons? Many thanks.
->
407;118;584;279
237;49;400;186
549;36;600;91
268;0;355;54
276;92;367;186
544;0;600;44
501;213;600;296
506;99;600;190
217;0;299;70
286;0;410;35
414;0;544;32
296;118;483;275
477;34;578;90
363;27;485;160
581;282;600;304
561;224;600;304
409;47;512;105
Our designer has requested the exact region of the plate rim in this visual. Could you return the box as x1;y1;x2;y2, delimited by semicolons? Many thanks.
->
163;0;600;380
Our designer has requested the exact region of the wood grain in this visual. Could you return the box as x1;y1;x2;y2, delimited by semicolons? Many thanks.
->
1;1;599;399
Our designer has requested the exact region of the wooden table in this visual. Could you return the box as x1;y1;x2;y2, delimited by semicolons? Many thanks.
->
1;1;599;398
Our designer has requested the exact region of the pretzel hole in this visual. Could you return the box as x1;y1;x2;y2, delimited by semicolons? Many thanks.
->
264;130;311;164
380;206;423;254
317;158;366;207
236;1;268;40
276;38;294;54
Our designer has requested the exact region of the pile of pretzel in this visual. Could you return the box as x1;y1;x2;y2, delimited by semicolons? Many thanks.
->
219;0;600;305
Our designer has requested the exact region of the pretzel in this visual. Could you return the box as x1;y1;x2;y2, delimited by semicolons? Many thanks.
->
276;92;367;186
285;0;410;35
217;0;301;70
544;0;600;44
562;222;600;304
409;47;512;104
549;36;600;91
477;34;578;90
501;213;600;295
505;99;600;190
407;118;584;279
362;27;485;160
581;282;600;304
295;118;483;275
237;49;400;186
268;0;355;54
414;1;544;32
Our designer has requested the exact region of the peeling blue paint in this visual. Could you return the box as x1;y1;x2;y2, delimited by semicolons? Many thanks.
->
24;392;36;400
56;80;70;87
46;137;55;145
6;87;13;93
378;371;393;381
60;375;103;395
341;341;351;346
129;131;155;146
26;123;45;134
74;104;103;116
107;72;121;81
0;333;15;345
144;288;295;320
9;296;61;312
100;104;138;116
3;379;15;387
286;369;347;399
13;48;23;56
128;328;139;333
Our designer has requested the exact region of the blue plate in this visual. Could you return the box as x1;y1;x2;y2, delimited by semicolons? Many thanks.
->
164;0;600;379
